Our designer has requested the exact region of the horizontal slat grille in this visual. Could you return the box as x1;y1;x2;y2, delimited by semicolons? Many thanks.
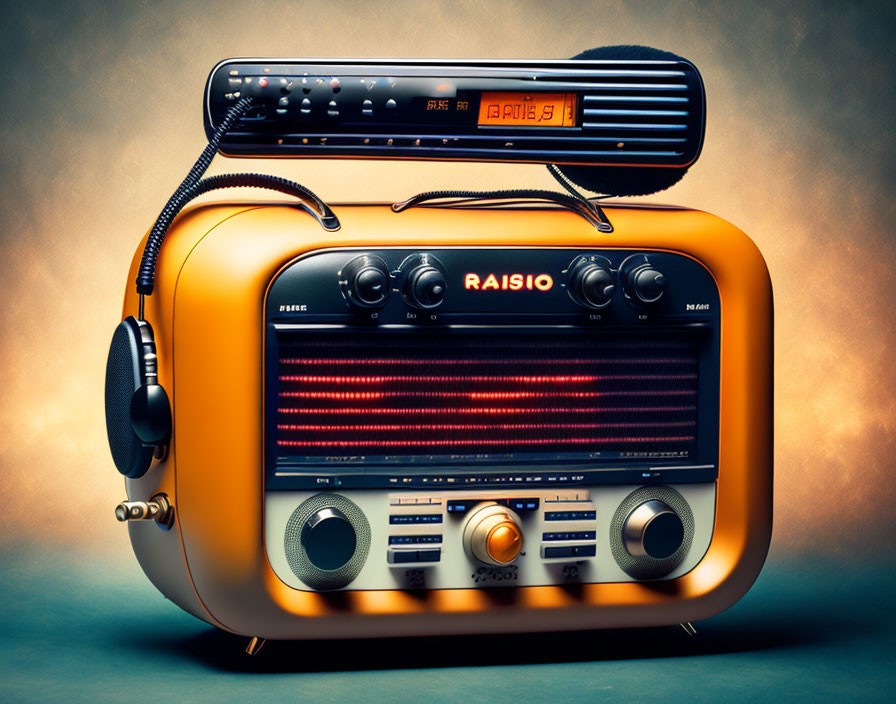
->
273;331;700;462
211;60;703;164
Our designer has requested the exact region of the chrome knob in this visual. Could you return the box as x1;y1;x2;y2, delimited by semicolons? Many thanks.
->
301;507;357;571
622;500;684;559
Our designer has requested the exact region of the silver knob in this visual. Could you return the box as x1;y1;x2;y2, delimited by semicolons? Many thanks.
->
622;500;684;559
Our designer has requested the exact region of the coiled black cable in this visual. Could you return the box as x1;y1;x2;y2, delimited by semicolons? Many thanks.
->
135;172;338;296
134;97;338;296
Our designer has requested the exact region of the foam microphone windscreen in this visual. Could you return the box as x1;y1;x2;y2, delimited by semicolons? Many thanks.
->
553;45;704;197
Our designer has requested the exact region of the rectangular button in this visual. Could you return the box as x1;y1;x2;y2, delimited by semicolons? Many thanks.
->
389;514;443;525
543;546;573;558
388;534;442;545
389;550;419;564
543;531;596;541
544;510;596;521
417;549;441;563
508;498;540;512
572;544;597;558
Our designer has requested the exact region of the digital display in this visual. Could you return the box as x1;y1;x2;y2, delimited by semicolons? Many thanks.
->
477;92;577;127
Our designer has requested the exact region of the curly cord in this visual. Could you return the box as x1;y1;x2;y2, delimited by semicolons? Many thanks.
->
135;97;339;297
136;96;254;296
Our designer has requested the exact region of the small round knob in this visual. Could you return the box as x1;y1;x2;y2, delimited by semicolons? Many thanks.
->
301;507;357;571
405;265;447;309
341;255;391;309
463;502;523;565
567;256;615;309
622;500;684;559
621;255;667;305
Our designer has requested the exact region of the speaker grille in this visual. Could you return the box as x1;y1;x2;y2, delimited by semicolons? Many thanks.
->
284;494;370;590
274;330;700;464
610;485;694;579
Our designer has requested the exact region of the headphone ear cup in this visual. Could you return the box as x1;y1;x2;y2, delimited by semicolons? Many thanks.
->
130;383;171;445
105;317;156;479
554;45;696;197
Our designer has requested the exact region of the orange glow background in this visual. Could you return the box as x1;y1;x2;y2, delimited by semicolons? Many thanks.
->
0;1;893;560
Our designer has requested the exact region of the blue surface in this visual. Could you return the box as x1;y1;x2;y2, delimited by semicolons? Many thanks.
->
0;548;893;702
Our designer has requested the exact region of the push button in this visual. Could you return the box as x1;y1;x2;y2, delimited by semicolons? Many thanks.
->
389;550;419;564
417;549;441;563
543;546;573;558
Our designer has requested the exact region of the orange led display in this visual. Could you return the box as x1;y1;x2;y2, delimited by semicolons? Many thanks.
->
477;92;577;127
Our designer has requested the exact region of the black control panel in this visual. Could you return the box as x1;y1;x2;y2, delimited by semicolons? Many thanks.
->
266;248;719;324
264;248;720;491
206;58;705;165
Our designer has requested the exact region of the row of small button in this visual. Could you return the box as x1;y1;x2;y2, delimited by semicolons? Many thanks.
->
544;510;597;521
389;534;442;545
543;531;596;541
389;514;443;525
388;496;443;506
446;498;540;513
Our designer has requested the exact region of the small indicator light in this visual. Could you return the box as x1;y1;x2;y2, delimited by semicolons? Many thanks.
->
258;77;269;88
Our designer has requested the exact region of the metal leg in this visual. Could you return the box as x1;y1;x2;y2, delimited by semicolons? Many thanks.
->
679;622;697;637
245;636;266;656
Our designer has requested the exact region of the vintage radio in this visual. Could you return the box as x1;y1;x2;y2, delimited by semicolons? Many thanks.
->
105;49;772;652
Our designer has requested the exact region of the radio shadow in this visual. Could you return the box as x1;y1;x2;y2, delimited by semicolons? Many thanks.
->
140;601;876;674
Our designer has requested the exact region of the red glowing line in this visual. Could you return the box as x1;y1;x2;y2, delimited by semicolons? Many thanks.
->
279;374;698;384
277;405;699;415
277;436;696;447
280;357;694;366
279;390;697;399
277;421;697;432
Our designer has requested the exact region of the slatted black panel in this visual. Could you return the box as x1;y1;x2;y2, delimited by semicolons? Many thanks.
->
273;331;699;461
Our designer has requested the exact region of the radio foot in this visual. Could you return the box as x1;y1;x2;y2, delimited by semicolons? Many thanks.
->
245;636;266;656
679;622;697;637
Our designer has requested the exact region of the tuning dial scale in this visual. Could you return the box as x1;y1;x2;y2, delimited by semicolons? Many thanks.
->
399;253;447;309
340;254;391;309
620;254;667;306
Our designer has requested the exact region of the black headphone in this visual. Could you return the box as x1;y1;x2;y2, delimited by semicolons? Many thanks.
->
105;315;172;478
103;99;339;479
552;45;700;197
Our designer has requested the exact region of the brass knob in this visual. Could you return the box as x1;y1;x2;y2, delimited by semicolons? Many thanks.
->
486;521;523;564
463;502;523;565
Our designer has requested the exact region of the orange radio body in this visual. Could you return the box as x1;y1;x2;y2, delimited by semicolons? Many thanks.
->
116;201;772;640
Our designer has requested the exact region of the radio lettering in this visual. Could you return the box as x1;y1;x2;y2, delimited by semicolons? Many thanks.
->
464;273;554;291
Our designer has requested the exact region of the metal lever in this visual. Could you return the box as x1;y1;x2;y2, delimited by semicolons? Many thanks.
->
115;493;174;528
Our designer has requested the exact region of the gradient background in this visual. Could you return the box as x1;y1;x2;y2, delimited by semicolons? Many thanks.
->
0;0;894;700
